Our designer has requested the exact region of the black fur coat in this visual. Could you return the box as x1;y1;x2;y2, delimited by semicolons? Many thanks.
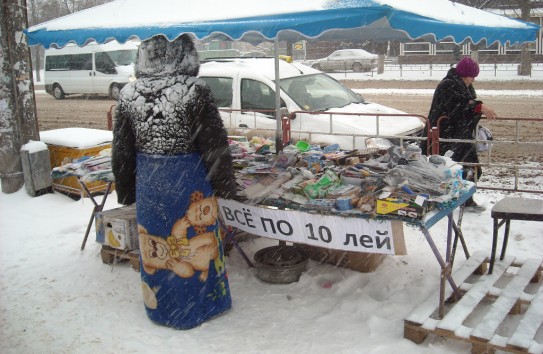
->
112;35;236;205
420;68;482;167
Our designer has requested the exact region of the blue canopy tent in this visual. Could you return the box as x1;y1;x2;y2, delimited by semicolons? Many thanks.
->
25;0;540;48
24;0;540;148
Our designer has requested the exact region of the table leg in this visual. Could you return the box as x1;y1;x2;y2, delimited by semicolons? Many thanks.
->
79;180;113;251
500;220;511;261
451;219;470;269
219;220;254;268
420;226;460;318
489;217;499;274
446;215;453;264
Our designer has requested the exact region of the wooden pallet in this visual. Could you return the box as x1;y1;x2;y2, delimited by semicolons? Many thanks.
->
404;251;543;354
100;245;140;272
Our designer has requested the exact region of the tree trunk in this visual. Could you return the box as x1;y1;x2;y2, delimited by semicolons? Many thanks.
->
518;45;532;76
518;0;532;76
33;47;41;82
0;0;39;193
286;41;293;57
470;49;479;62
376;42;388;74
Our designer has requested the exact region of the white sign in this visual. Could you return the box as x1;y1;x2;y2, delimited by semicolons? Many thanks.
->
219;199;403;255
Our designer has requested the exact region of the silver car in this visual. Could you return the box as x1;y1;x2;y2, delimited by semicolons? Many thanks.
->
308;49;378;73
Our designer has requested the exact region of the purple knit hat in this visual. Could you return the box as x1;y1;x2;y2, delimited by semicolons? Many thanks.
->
455;57;479;78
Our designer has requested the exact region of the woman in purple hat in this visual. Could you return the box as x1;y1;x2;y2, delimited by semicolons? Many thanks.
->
420;57;497;207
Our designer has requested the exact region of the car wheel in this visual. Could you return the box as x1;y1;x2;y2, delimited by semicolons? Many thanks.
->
53;84;65;100
312;64;322;71
109;84;121;101
352;63;363;72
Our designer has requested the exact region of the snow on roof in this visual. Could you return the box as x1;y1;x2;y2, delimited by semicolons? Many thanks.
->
29;0;530;32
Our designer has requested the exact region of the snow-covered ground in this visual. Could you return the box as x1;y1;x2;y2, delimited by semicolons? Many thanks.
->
1;170;542;354
1;65;541;354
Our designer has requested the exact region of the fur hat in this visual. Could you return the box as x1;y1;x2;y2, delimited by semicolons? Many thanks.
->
455;57;479;78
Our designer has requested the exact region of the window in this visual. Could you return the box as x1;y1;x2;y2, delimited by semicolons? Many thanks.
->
240;79;277;112
106;49;138;66
45;54;92;71
95;52;117;74
200;77;233;107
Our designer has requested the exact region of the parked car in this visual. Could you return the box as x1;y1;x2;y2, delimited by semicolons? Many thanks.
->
305;49;378;72
198;58;424;149
44;41;139;100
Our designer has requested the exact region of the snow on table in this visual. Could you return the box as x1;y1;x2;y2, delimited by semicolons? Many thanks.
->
40;128;112;149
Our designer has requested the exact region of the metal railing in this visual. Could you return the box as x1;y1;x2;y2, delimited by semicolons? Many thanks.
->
217;108;427;148
108;105;542;195
427;116;543;194
220;108;542;195
343;63;543;78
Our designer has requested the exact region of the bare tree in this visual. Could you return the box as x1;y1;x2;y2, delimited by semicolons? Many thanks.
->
27;0;42;81
26;0;113;84
455;0;537;75
1;0;39;193
516;0;533;75
58;0;101;14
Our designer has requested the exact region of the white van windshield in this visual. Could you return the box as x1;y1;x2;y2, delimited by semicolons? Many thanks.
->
106;49;138;66
280;73;364;111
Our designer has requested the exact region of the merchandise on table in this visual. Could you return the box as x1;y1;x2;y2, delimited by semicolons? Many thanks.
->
229;137;469;220
43;129;113;195
50;148;114;183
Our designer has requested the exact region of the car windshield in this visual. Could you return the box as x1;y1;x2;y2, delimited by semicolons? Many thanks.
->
280;73;364;111
106;49;138;66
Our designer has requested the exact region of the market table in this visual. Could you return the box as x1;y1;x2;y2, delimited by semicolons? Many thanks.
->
48;141;476;315
40;128;113;198
49;154;115;250
219;183;475;316
78;179;114;250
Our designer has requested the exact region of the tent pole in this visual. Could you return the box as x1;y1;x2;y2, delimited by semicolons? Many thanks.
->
274;37;283;153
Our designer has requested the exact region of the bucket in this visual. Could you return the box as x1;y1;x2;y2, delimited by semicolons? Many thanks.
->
253;245;308;284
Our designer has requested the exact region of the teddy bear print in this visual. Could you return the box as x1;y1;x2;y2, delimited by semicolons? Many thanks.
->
139;191;220;281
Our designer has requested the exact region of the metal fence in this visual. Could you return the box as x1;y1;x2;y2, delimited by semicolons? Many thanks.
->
329;63;543;79
218;109;543;195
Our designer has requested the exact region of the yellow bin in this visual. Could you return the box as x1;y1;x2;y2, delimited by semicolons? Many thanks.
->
40;128;114;197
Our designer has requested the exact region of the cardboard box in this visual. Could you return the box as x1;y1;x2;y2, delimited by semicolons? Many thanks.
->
376;193;428;219
95;205;138;251
301;245;386;273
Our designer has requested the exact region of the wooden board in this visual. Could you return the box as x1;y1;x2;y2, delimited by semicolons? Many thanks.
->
100;245;140;272
404;252;542;354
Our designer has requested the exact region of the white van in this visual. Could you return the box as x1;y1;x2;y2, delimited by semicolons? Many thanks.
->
198;58;425;149
44;41;139;100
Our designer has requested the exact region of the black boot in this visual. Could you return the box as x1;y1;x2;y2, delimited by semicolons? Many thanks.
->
464;197;477;207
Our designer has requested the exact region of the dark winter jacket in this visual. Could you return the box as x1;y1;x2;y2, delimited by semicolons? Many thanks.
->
420;68;482;165
112;35;236;205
